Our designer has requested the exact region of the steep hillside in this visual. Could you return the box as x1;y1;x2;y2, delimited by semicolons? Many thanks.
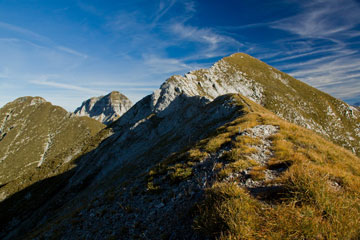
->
10;94;360;240
156;53;360;155
74;91;132;125
2;53;360;239
0;96;104;201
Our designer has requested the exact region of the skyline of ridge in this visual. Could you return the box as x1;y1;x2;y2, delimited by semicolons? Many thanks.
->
0;0;359;110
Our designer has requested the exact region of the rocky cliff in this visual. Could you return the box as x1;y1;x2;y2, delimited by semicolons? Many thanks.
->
74;91;132;125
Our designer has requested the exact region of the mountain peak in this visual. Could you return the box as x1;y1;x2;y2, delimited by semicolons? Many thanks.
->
74;91;133;125
10;96;47;106
133;53;360;155
225;52;252;58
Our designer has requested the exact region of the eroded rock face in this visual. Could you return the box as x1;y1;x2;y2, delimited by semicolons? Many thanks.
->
74;91;133;125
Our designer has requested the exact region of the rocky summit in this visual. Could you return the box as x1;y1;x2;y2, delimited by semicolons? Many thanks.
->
151;53;360;156
1;53;360;240
74;91;133;125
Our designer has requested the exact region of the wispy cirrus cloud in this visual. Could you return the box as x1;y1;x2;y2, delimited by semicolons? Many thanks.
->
247;0;360;103
142;54;197;73
168;22;242;59
0;21;89;59
271;0;360;38
283;52;360;101
151;0;177;26
106;1;240;70
0;21;51;44
56;46;88;59
31;77;105;95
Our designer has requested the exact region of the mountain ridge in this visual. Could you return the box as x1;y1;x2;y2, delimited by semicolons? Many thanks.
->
120;53;359;155
9;93;360;239
1;53;360;239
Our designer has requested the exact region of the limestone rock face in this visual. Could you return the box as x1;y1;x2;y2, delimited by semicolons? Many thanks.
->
74;91;133;125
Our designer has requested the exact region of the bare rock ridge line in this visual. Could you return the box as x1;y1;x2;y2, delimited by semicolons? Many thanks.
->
138;53;360;155
74;91;133;125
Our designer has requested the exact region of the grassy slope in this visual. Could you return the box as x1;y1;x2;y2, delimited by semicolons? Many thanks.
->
0;97;105;198
225;53;360;155
148;94;360;239
172;53;360;156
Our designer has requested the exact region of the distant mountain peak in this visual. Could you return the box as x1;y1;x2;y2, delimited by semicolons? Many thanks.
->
74;91;133;125
10;96;47;106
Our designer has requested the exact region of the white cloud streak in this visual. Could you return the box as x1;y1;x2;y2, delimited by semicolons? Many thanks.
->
271;0;360;38
170;22;240;49
152;0;177;25
142;54;196;73
0;21;51;43
56;46;88;59
0;21;89;59
251;0;360;102
31;78;105;95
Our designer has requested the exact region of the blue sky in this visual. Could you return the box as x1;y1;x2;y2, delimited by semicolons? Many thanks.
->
0;0;360;110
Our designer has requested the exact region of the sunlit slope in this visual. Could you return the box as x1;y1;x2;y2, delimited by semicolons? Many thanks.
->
0;96;104;200
164;53;360;155
148;94;360;239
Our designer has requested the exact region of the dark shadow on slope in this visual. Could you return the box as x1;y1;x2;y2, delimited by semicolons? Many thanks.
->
0;95;194;239
248;186;288;203
268;160;292;172
0;93;246;240
0;125;114;240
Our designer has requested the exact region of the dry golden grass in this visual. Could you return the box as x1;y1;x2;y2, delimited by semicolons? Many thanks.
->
193;94;360;239
248;166;266;181
144;94;360;238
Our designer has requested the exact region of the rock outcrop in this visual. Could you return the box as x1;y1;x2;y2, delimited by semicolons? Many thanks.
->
74;91;133;125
